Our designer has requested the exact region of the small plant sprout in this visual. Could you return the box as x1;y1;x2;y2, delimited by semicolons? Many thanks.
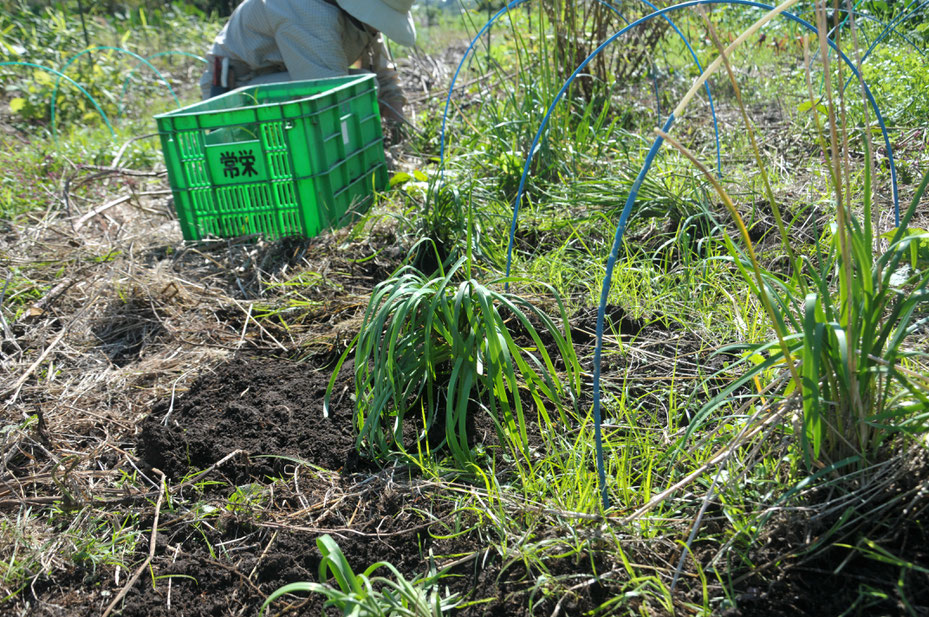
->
259;534;460;617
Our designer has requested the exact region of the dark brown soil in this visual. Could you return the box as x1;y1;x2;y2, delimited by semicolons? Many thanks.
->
11;288;925;617
720;514;929;617
137;354;358;483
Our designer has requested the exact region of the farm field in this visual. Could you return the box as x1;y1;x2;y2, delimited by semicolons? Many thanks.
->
1;1;928;616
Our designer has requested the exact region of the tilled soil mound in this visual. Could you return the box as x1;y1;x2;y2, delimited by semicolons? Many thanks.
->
124;354;615;617
138;354;358;483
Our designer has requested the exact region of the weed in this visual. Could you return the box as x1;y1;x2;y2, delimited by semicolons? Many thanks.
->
673;30;929;474
327;254;581;473
260;534;460;617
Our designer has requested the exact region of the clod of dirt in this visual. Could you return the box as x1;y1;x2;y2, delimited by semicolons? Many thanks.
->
137;354;357;484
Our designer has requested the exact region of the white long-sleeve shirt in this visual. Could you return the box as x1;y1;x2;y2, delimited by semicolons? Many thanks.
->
199;0;405;111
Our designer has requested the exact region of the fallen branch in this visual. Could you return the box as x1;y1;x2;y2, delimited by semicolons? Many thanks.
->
17;261;106;323
110;133;159;168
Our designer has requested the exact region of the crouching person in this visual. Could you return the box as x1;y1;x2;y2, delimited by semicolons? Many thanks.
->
199;0;414;123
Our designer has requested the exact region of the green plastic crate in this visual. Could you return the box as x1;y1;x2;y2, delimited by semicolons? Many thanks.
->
155;74;387;241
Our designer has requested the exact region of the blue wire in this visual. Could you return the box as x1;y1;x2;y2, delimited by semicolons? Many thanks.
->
51;46;181;144
846;3;928;57
839;2;929;204
118;51;207;118
637;0;723;179
810;2;928;71
438;0;722;180
434;0;905;508
840;0;927;226
860;0;929;67
810;1;928;117
811;0;923;59
594;114;674;508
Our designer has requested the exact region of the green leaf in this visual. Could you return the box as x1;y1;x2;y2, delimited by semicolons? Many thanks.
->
389;172;411;187
9;97;26;113
260;582;321;616
796;100;827;115
881;227;929;269
317;535;360;595
4;42;25;56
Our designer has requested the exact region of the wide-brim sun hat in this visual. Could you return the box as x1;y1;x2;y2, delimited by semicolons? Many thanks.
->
336;0;416;47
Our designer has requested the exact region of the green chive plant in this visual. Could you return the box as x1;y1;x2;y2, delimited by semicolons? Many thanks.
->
259;534;459;617
326;252;582;472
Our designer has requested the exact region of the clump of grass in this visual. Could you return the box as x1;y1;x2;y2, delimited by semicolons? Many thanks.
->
260;534;459;617
0;507;59;603
326;253;581;471
669;17;929;474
